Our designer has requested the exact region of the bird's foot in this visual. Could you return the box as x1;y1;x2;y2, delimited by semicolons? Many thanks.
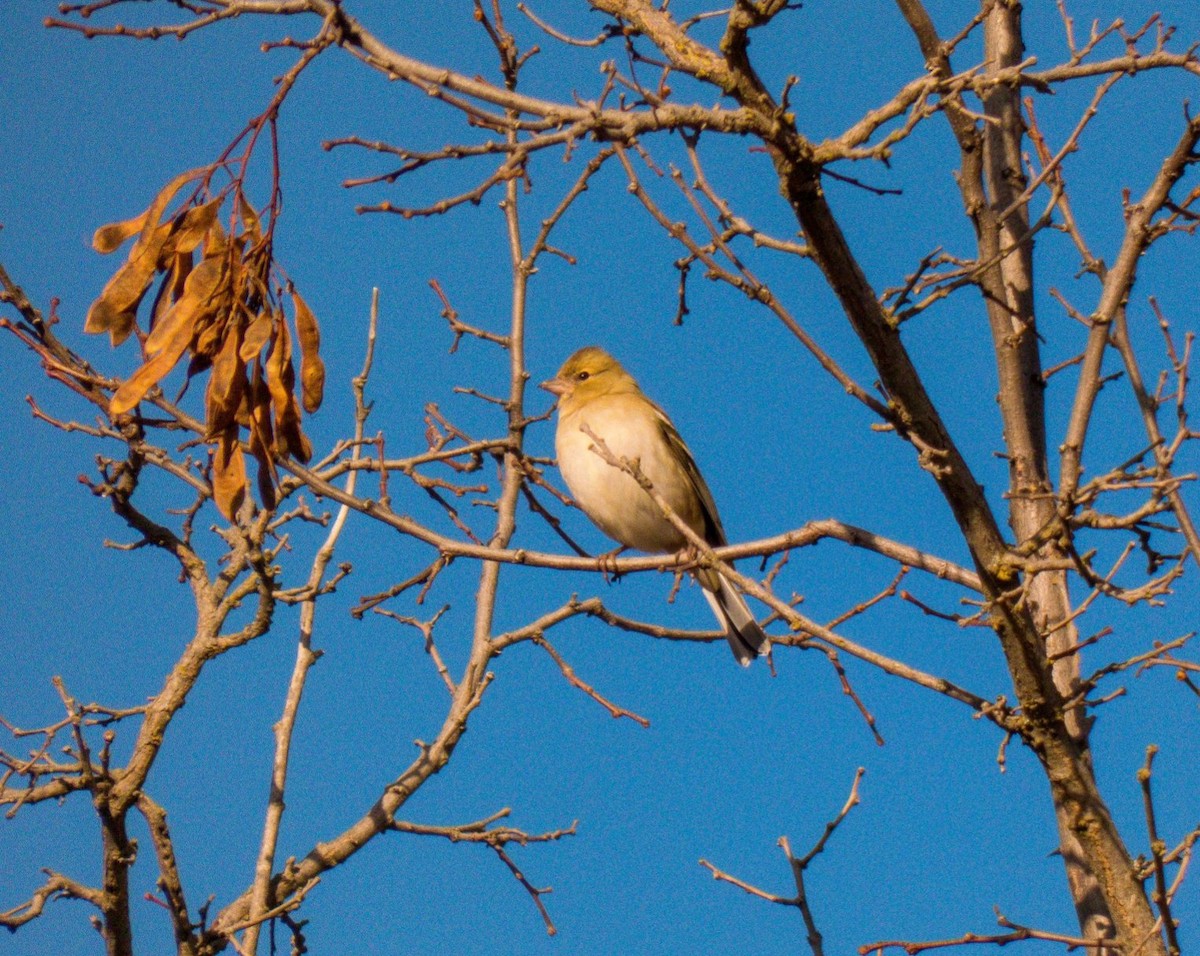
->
677;543;706;573
596;546;628;583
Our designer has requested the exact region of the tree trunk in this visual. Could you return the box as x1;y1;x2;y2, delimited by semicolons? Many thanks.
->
978;4;1116;944
761;125;1164;956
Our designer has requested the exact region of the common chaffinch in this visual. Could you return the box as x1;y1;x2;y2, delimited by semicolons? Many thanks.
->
541;346;769;665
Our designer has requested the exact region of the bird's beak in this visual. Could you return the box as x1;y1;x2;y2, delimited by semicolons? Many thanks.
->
540;376;569;397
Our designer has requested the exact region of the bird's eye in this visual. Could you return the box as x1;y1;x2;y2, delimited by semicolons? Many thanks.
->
576;371;590;381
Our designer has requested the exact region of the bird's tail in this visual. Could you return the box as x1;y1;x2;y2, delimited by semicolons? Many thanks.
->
699;570;770;667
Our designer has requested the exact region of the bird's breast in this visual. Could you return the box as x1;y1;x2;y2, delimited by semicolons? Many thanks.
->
555;400;701;553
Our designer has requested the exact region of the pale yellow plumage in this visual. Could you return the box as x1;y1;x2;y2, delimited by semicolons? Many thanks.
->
540;346;769;666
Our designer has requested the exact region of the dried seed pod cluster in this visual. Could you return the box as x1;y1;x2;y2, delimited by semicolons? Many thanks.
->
85;170;325;520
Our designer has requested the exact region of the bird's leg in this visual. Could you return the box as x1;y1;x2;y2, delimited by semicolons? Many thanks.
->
595;545;628;584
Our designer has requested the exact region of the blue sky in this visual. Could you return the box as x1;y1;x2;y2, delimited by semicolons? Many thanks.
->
2;2;1199;954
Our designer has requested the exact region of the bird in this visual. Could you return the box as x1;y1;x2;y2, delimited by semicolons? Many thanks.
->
540;345;769;666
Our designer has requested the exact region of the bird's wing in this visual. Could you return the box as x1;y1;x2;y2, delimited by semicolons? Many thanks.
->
647;398;728;547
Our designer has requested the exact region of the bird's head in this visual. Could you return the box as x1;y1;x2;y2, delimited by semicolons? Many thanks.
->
540;346;638;410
